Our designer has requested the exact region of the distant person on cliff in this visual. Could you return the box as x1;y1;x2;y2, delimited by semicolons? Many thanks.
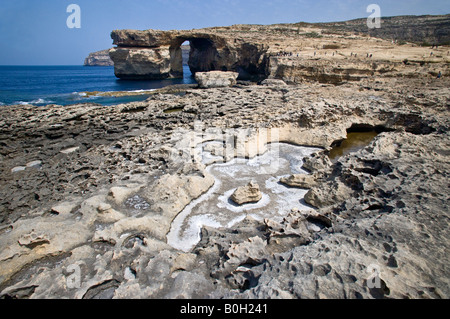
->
437;71;442;79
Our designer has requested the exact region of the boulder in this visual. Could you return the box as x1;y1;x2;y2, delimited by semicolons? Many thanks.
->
109;47;175;80
280;174;318;189
230;181;262;205
304;181;354;208
260;79;287;86
195;71;239;89
51;202;78;216
224;236;267;270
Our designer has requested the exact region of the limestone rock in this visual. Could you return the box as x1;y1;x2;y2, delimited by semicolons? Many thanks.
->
224;236;267;270
302;152;333;172
111;29;176;47
109;47;174;80
164;272;214;299
280;174;318;189
195;71;239;89
265;212;311;240
0;39;449;299
95;207;126;224
230;181;262;205
108;184;144;206
51;202;78;216
170;253;197;272
84;49;114;67
110;29;268;81
110;18;449;84
260;79;287;86
18;230;50;249
304;181;353;208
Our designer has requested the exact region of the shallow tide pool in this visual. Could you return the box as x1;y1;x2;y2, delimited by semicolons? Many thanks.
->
328;131;379;163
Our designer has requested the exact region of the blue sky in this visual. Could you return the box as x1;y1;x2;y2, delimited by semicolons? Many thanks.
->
0;0;448;65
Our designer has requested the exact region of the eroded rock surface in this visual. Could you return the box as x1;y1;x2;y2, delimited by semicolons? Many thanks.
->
195;71;239;89
84;49;114;67
109;18;449;83
0;63;448;299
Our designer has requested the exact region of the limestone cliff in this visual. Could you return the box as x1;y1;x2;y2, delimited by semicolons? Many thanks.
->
109;15;449;84
84;49;114;66
317;14;450;46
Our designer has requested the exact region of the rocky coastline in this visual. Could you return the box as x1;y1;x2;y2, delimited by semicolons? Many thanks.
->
0;17;449;299
109;17;450;82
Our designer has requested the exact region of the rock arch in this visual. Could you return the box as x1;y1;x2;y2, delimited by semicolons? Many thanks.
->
169;35;230;77
110;29;269;81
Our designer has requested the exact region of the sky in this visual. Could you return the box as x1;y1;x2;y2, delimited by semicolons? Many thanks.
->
0;0;449;65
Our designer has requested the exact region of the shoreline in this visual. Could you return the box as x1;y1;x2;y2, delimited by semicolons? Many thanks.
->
0;65;197;107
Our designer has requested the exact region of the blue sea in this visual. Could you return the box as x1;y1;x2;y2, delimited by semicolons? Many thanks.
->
0;65;196;106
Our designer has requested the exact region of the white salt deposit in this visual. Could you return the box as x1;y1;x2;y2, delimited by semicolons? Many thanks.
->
167;143;320;252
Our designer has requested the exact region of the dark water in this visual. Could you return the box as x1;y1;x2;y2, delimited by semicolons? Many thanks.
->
329;131;379;162
0;65;196;106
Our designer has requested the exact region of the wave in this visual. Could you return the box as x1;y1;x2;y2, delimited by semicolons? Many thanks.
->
14;98;56;106
125;89;156;93
75;89;156;97
7;89;156;107
70;92;101;99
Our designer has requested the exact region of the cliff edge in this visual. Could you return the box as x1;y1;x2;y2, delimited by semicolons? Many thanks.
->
109;14;450;83
84;49;114;66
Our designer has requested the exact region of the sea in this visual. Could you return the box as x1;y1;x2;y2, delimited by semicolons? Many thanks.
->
0;65;196;107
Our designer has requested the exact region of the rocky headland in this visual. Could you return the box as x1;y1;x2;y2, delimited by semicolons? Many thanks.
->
84;49;114;66
0;15;449;299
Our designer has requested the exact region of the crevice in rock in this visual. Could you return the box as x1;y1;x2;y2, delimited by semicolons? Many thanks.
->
0;285;38;299
122;234;147;249
346;123;393;134
368;278;391;299
82;279;121;299
0;252;73;294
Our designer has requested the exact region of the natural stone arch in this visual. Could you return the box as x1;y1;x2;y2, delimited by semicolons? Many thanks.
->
169;35;228;79
110;29;270;81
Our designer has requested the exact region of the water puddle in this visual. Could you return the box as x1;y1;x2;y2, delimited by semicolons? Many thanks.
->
328;131;378;163
167;143;320;252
